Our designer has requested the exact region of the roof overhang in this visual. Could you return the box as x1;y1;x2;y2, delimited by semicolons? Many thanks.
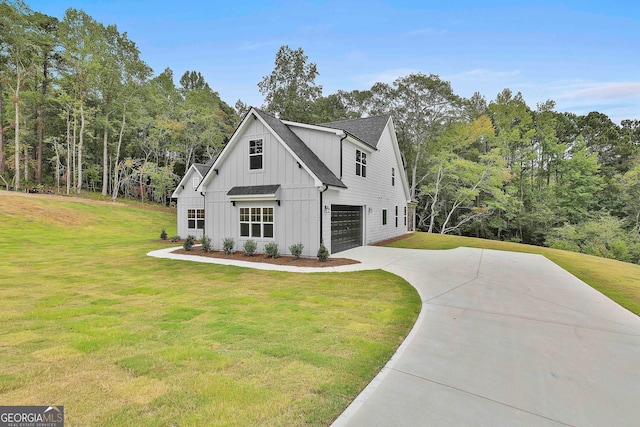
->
226;184;281;202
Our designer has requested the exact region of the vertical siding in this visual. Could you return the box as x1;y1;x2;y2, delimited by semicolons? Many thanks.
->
204;118;321;257
289;127;341;177
323;123;409;252
175;168;205;239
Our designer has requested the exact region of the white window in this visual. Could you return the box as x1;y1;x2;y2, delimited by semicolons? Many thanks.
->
395;206;398;227
240;207;274;238
249;139;263;170
356;150;366;177
193;177;199;189
188;209;205;229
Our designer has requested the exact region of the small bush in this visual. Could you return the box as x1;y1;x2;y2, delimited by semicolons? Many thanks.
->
243;239;257;256
160;228;168;240
201;234;212;253
264;242;280;258
183;235;195;251
289;242;304;259
317;243;329;262
170;235;180;243
222;237;235;255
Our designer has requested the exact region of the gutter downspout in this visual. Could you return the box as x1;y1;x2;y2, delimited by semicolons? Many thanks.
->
319;185;328;244
339;133;347;179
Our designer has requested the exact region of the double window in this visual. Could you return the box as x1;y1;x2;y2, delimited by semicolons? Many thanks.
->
356;150;366;177
188;209;205;229
249;139;263;170
240;207;274;238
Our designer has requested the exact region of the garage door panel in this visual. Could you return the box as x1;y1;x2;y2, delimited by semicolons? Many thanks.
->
331;205;362;254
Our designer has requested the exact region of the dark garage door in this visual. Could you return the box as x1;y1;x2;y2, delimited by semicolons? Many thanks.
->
331;205;363;254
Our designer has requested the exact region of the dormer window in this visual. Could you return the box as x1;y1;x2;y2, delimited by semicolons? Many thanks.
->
249;138;263;170
356;150;366;177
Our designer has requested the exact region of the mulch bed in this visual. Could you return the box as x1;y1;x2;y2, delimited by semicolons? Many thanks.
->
170;246;360;268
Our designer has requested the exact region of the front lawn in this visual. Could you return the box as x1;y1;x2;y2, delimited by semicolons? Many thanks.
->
389;232;640;316
0;191;420;426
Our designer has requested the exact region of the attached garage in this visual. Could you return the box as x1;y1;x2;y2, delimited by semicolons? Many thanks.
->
331;205;363;253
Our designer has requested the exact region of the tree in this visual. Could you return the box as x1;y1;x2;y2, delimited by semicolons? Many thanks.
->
58;8;102;194
369;73;463;202
0;0;36;189
258;45;322;122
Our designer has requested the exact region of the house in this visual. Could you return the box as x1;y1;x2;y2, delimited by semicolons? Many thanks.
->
171;161;213;239
175;107;412;257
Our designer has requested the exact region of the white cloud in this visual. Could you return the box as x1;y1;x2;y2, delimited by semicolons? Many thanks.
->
354;68;420;87
448;68;521;82
557;82;640;101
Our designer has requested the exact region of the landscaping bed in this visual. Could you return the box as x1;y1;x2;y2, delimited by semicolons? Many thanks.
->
171;246;360;267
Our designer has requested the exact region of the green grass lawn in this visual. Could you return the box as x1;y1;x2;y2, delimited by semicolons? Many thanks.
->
0;192;420;426
388;232;640;316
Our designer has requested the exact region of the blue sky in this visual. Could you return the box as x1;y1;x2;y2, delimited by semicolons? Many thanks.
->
26;0;640;122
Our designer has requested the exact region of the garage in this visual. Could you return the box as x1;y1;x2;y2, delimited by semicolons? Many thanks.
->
331;205;363;253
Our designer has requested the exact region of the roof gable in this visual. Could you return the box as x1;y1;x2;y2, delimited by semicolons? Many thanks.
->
319;115;391;149
251;109;345;188
171;163;207;198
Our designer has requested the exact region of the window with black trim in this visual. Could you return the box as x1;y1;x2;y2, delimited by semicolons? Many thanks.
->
188;209;205;229
404;206;407;226
356;150;366;177
382;209;387;225
240;207;274;238
249;138;263;170
395;206;398;227
392;167;395;186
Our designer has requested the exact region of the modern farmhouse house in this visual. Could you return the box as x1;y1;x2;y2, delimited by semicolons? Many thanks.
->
173;107;412;256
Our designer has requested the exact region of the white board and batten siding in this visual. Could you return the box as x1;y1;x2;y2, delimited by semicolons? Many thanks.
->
173;166;206;239
203;117;321;257
322;121;410;250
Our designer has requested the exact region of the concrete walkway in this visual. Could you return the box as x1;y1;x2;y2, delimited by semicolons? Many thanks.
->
148;245;640;426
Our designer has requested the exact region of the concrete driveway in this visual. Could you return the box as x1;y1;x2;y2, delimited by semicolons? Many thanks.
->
332;246;640;427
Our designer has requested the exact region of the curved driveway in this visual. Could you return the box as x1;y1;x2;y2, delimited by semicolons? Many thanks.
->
149;245;640;426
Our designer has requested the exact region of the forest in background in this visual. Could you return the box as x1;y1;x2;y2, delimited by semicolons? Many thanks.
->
2;1;639;263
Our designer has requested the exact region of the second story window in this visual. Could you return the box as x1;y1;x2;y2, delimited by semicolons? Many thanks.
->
356;150;366;177
249;138;263;170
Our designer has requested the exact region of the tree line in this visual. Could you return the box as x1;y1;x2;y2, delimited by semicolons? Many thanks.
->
2;2;639;263
255;46;640;264
0;0;237;203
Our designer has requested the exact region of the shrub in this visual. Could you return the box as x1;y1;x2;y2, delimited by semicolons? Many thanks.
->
183;235;195;251
243;239;257;256
317;243;329;262
264;242;280;258
289;242;304;259
170;235;180;243
222;237;235;255
160;228;168;240
201;234;212;253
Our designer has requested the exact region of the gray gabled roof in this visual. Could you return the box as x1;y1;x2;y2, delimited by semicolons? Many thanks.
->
254;109;346;188
319;115;391;149
193;163;211;177
227;184;280;196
